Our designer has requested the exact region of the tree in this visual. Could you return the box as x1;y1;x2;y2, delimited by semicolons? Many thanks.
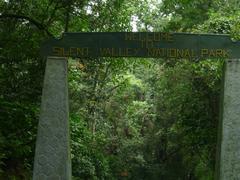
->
1;0;239;179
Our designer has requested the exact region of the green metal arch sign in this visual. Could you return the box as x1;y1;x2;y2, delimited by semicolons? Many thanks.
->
41;32;240;60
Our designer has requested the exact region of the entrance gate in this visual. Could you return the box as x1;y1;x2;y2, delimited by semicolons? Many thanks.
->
33;32;240;180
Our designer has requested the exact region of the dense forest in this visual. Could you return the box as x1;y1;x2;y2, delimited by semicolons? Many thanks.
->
0;0;240;179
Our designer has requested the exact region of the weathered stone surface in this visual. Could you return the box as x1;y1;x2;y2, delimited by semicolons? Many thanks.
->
33;57;71;180
219;59;240;180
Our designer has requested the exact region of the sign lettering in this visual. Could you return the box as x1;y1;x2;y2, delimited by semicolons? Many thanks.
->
41;32;239;60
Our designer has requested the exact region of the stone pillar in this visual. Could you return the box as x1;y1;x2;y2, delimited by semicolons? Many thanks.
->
217;59;240;179
33;57;71;180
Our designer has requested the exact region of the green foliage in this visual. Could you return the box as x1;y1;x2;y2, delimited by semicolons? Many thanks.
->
159;0;214;31
71;114;111;179
0;99;38;179
0;0;237;179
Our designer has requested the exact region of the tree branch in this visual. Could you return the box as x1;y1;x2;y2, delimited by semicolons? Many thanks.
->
64;3;71;32
0;13;54;37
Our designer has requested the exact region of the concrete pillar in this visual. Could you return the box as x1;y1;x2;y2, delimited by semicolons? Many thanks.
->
217;59;240;179
33;57;71;180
